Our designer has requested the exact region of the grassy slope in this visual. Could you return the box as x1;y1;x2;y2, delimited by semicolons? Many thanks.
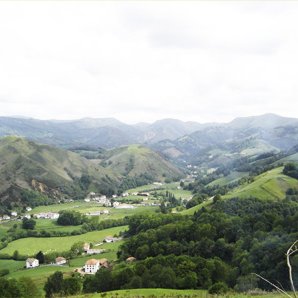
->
74;289;285;298
224;167;298;200
0;226;127;256
207;171;248;187
104;144;183;180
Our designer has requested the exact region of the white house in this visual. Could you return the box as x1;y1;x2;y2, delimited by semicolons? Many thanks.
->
84;259;100;274
26;258;39;269
23;214;31;219
26;207;32;212
55;257;67;265
3;215;10;220
114;204;135;209
11;211;17;217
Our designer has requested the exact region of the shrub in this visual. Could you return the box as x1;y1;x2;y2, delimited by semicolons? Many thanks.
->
208;282;229;294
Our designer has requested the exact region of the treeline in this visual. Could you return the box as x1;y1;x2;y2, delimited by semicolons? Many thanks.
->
283;163;298;179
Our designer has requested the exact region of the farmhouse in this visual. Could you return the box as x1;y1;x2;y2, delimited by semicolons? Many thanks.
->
83;243;90;252
26;207;32;211
126;256;136;262
86;248;105;255
26;258;39;269
114;203;135;209
35;212;59;219
104;236;122;243
98;258;109;268
55;257;67;265
11;211;17;217
84;259;100;274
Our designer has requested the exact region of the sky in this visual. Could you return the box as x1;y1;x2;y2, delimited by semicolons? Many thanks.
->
0;1;298;124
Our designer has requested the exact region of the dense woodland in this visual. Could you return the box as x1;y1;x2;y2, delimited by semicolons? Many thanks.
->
82;197;298;294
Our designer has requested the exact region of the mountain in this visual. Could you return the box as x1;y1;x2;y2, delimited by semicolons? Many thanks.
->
136;119;205;143
100;144;183;181
0;136;119;207
0;137;183;208
0;116;207;148
154;114;298;165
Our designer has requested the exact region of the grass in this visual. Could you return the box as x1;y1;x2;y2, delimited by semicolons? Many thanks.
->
0;259;24;273
180;200;212;215
224;167;298;200
73;288;287;298
28;201;157;222
128;182;192;200
207;171;249;187
69;241;123;267
7;264;74;290
0;226;127;256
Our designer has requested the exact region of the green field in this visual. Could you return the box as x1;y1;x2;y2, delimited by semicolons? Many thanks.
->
0;226;127;256
180;200;212;215
69;241;123;267
224;167;298;200
128;182;192;200
7;264;74;290
0;259;24;273
74;288;286;298
208;171;248;187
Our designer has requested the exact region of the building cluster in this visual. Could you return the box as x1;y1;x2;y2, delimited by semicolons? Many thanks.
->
25;256;66;269
34;212;59;219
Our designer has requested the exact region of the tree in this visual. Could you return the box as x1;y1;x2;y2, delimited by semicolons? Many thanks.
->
35;251;45;264
22;218;36;230
44;271;63;298
12;250;19;260
208;282;229;294
63;276;82;296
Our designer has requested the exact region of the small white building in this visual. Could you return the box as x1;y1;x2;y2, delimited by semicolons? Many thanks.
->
55;257;67;265
26;258;39;269
114;204;135;209
23;214;31;219
84;259;100;274
11;211;17;217
84;198;90;202
26;207;32;212
3;215;10;220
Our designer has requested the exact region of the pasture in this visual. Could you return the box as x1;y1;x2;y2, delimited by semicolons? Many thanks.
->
0;226;127;256
74;288;286;298
224;167;298;200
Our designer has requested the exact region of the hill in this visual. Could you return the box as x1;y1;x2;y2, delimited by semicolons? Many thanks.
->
224;167;298;200
102;144;183;181
0;136;119;208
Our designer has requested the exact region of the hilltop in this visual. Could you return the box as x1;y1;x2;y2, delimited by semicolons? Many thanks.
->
98;144;183;181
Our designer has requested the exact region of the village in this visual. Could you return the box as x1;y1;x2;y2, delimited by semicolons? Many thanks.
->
24;234;124;275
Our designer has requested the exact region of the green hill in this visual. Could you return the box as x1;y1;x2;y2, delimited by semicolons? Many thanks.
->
0;136;119;206
224;167;298;200
102;144;183;181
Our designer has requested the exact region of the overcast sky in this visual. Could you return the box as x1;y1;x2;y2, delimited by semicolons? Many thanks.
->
0;1;298;124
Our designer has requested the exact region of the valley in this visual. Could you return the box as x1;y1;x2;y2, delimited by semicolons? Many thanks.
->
0;114;297;297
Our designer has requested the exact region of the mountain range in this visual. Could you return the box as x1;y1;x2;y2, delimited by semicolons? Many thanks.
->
0;114;297;154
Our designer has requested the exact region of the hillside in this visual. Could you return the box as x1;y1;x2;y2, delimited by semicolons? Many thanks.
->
102;144;183;181
0;136;119;207
224;167;298;200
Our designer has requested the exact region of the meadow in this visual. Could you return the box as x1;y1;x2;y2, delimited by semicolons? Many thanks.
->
224;167;298;200
73;289;287;298
0;226;127;256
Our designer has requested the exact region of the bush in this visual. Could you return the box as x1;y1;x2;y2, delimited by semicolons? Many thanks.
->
208;282;229;294
0;269;9;277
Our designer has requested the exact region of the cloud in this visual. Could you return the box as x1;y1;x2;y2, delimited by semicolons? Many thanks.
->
0;1;297;123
